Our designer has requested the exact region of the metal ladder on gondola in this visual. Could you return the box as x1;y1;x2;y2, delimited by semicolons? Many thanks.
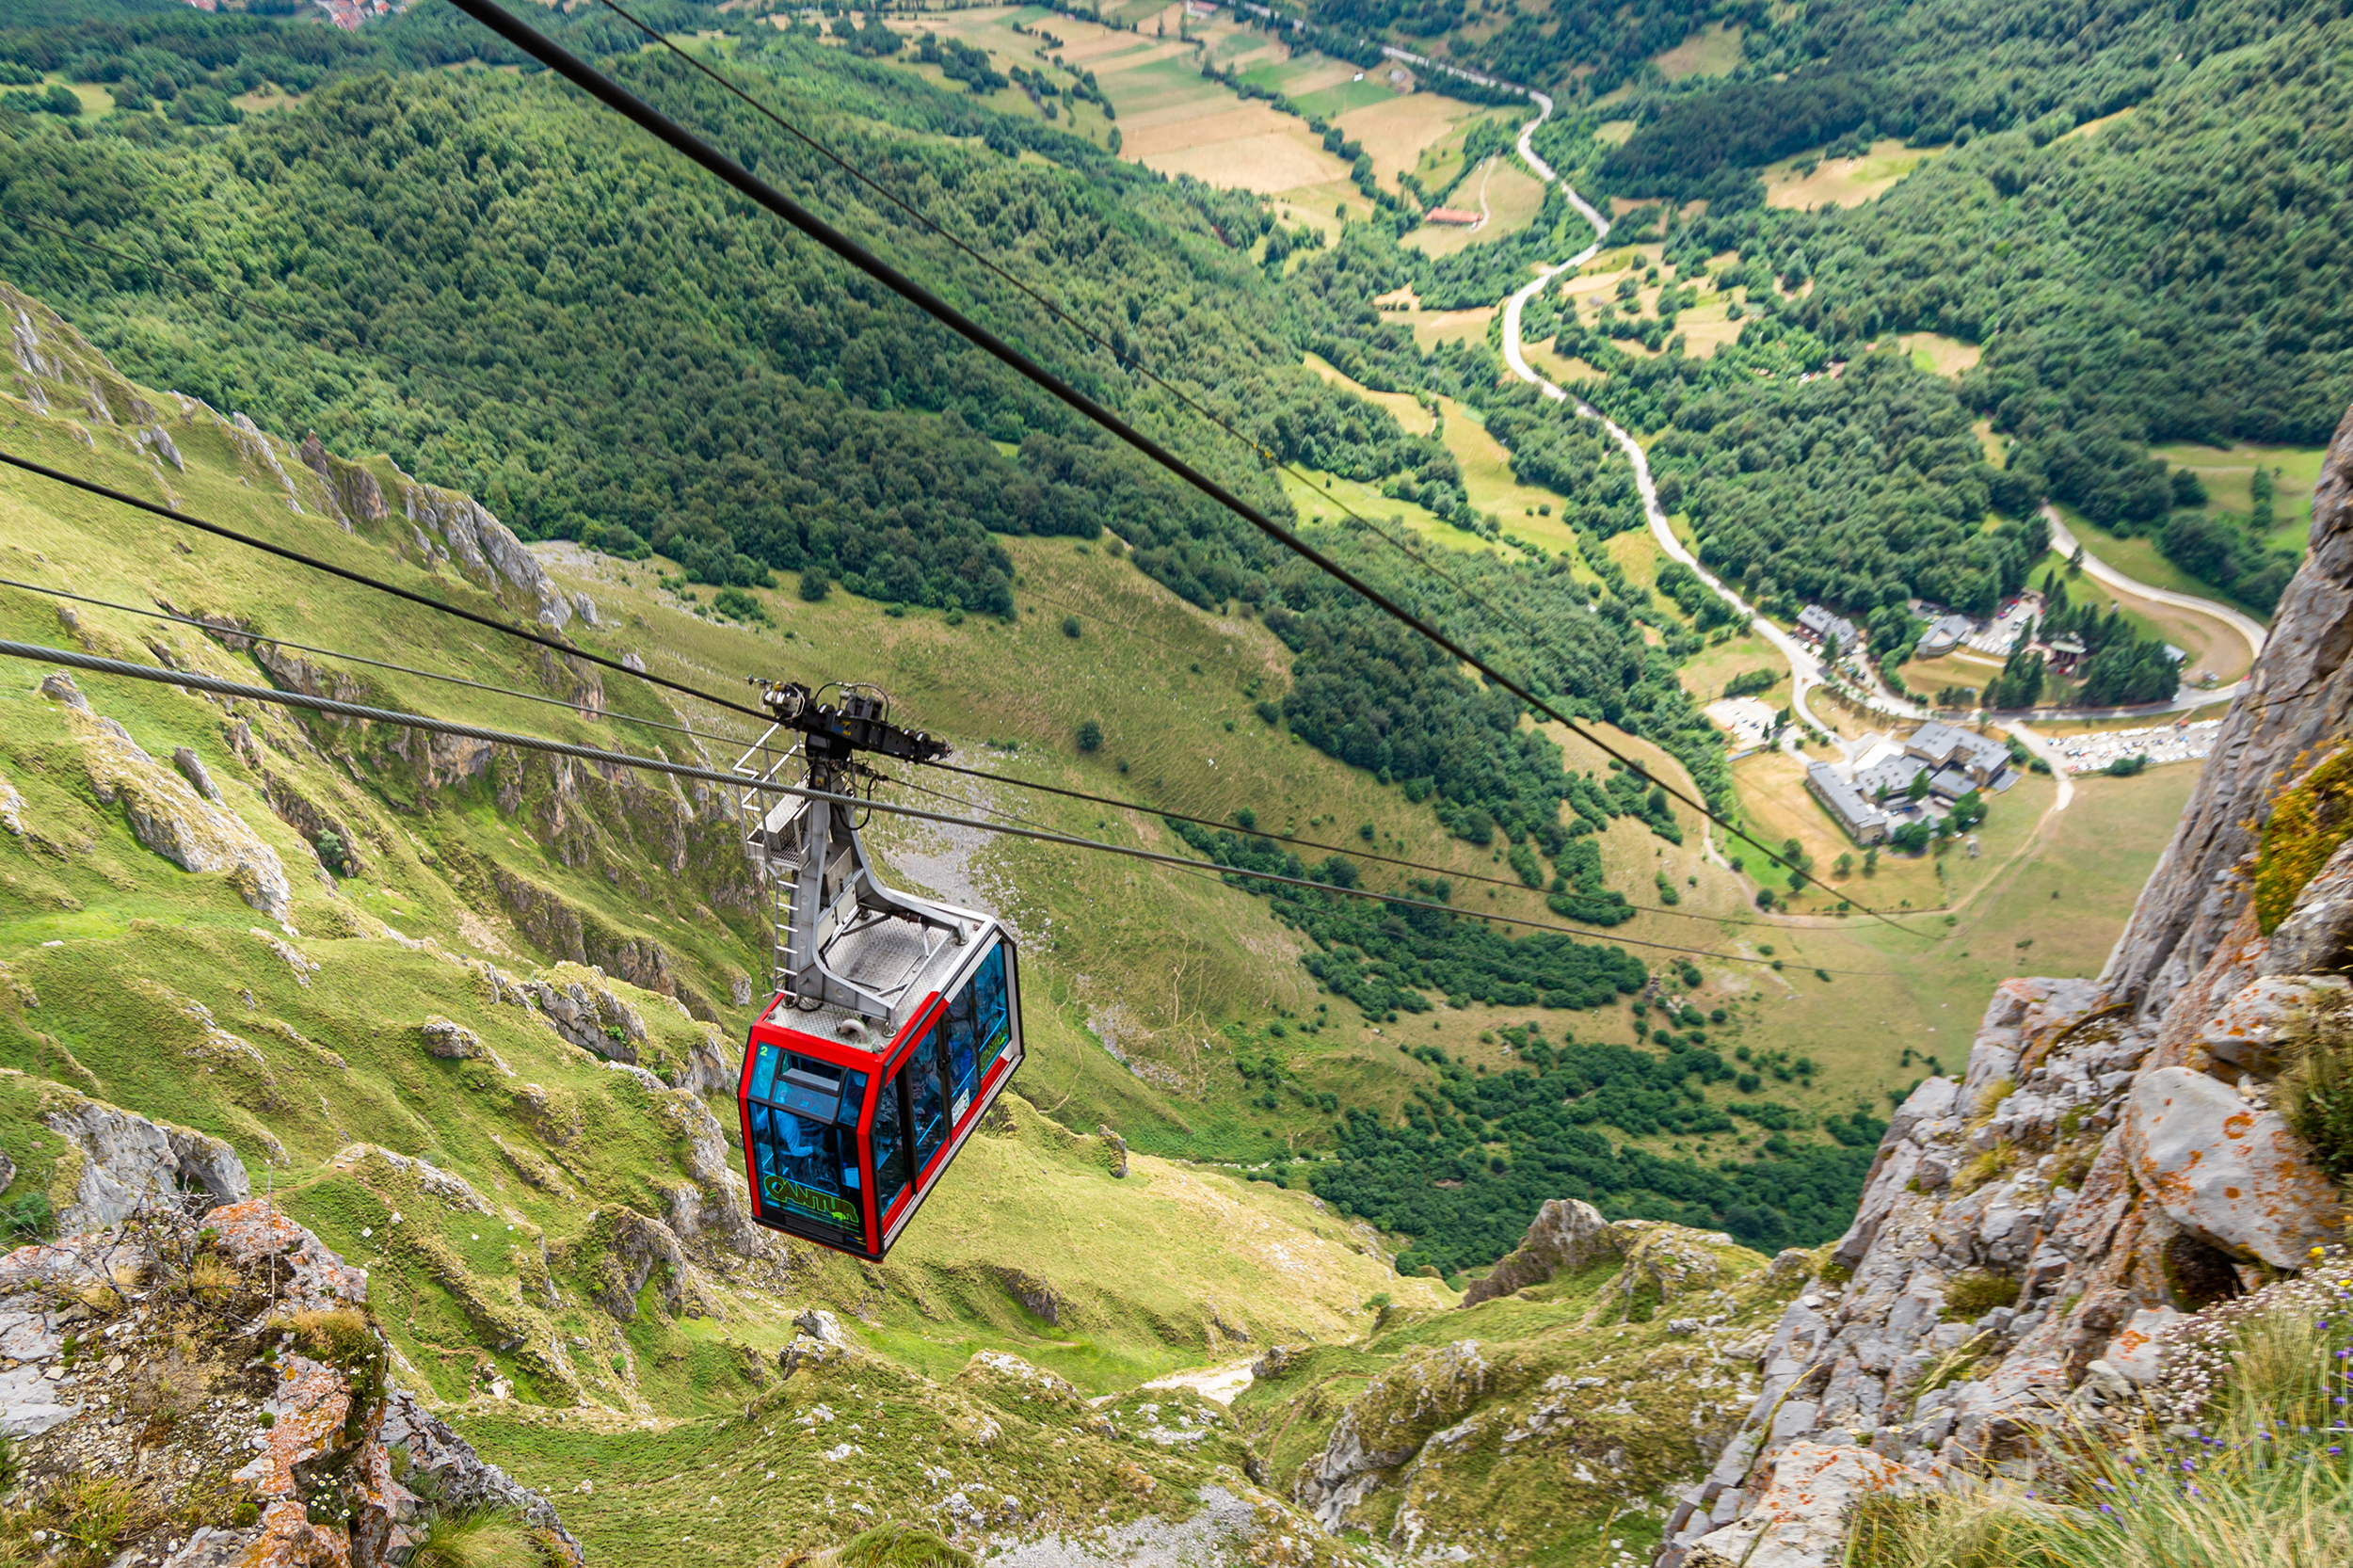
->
730;680;964;1023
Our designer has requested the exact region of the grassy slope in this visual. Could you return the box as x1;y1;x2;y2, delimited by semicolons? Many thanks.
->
0;261;2206;1560
0;274;1794;1568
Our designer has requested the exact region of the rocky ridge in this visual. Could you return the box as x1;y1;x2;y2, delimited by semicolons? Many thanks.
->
1654;399;2353;1565
0;1087;579;1566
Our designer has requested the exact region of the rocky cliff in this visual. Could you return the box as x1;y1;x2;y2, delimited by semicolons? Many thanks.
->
0;1085;580;1566
1653;402;2353;1566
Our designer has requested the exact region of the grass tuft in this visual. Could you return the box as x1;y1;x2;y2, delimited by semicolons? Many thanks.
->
408;1505;545;1568
1941;1270;2021;1321
834;1524;976;1568
2276;988;2353;1181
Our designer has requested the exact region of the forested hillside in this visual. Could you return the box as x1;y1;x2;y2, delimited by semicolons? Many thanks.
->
1577;0;2353;589
3;0;2318;1311
1;6;1760;939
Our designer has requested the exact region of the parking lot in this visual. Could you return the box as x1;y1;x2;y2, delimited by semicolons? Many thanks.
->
2051;719;2221;774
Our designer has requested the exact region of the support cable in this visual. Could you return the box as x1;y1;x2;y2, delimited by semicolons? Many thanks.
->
0;577;756;752
437;0;1913;934
0;450;773;727
0;638;1890;974
919;756;1821;928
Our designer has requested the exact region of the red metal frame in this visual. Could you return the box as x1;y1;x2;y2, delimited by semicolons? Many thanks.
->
738;939;1021;1260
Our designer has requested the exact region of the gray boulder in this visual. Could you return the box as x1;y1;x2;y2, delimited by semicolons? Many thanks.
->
1681;1443;1932;1568
42;1089;249;1231
378;1387;582;1554
2200;974;2345;1071
171;745;221;802
2261;836;2353;976
2121;1066;2342;1268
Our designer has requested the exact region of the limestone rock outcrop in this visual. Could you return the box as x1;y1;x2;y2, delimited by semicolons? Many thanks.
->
1462;1197;1621;1305
1656;397;2353;1567
0;1092;579;1565
44;673;293;919
1680;1444;1931;1568
42;1083;250;1231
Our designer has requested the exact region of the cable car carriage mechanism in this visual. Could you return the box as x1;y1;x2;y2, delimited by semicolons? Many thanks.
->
731;680;1022;1259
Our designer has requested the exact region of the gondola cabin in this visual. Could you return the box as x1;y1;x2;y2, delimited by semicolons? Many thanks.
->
737;912;1021;1259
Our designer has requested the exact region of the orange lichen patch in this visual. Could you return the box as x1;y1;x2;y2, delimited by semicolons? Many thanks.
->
239;1497;355;1567
235;1352;351;1499
211;1198;370;1310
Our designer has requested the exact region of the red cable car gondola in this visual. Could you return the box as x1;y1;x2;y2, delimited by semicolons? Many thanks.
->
729;680;1023;1259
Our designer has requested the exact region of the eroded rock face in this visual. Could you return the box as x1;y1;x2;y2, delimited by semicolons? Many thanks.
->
1654;402;2353;1568
2121;1066;2341;1268
1681;1444;1929;1568
46;675;293;919
43;1085;250;1231
1462;1197;1621;1305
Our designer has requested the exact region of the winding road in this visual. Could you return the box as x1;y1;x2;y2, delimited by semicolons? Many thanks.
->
1483;89;2264;816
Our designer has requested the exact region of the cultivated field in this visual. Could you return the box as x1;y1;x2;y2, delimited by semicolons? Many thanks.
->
1333;87;1494;193
1521;339;1609;388
1764;138;1948;210
1654;22;1743;80
886;6;1361;192
1895;331;1982;377
1402;158;1546;256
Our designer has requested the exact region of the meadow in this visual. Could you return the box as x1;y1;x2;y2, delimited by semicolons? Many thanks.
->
1762;138;1951;210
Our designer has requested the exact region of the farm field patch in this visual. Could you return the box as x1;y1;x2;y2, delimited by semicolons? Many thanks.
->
1654;22;1743;80
1764;138;1948;210
1894;332;1982;377
1334;88;1494;193
1402;158;1545;256
1276;466;1499;555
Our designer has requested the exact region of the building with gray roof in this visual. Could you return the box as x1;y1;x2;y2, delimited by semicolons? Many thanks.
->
1797;604;1862;650
1904;721;2013;784
1806;762;1888;845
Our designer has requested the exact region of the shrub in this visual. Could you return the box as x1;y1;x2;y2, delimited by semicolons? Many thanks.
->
836;1524;975;1568
1075;719;1103;752
1;1191;52;1244
1941;1269;2022;1320
1062;614;1082;638
797;567;831;602
2278;990;2353;1181
2253;747;2353;932
711;586;771;625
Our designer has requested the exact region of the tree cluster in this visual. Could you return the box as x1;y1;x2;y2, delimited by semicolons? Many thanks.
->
1311;1033;1882;1274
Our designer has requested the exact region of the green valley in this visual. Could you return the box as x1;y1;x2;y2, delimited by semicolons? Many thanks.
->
0;0;2345;1562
